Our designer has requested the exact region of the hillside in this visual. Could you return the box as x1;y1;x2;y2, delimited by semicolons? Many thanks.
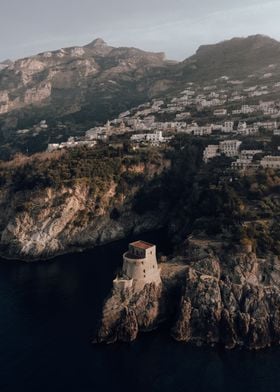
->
2;35;280;136
179;34;280;81
0;137;279;260
0;38;175;132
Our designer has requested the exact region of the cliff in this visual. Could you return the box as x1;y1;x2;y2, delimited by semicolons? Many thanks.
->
0;147;171;260
96;241;280;350
0;136;279;263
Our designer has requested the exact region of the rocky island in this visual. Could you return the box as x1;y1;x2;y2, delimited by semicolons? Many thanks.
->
96;238;280;350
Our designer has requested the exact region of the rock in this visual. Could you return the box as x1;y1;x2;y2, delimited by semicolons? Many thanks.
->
96;248;280;350
117;307;138;342
0;158;169;260
171;298;192;342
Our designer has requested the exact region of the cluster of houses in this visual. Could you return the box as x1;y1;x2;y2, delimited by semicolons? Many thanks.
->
47;137;97;152
130;130;172;145
203;140;280;170
142;79;280;119
45;70;280;163
231;101;280;116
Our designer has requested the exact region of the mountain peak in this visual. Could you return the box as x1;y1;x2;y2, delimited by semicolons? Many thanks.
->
83;38;113;56
84;38;107;48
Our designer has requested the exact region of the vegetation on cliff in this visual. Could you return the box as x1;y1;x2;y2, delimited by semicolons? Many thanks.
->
132;135;280;256
0;135;279;259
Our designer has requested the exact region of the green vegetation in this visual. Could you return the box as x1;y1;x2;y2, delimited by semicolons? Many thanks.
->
0;144;167;199
1;136;279;257
133;136;280;255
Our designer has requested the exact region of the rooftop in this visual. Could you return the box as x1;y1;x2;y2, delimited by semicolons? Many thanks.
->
130;240;154;250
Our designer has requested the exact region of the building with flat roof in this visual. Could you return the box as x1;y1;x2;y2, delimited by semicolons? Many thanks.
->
219;140;242;157
113;241;161;291
203;145;220;162
260;156;280;169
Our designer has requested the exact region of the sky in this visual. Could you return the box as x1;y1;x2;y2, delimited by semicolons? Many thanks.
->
1;0;280;61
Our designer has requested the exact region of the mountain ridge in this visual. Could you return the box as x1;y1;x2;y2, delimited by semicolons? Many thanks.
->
1;34;280;141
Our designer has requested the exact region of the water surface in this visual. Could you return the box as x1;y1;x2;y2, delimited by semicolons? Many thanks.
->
0;232;279;392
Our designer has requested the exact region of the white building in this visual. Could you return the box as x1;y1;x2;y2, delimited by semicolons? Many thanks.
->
256;121;277;131
203;145;220;162
130;130;167;144
260;156;280;169
240;150;263;159
113;241;161;291
146;130;164;142
47;143;60;152
222;121;234;133
232;105;256;115
214;108;227;116
47;140;97;152
259;100;275;109
219;140;242;157
232;158;254;170
193;126;212;136
237;121;247;135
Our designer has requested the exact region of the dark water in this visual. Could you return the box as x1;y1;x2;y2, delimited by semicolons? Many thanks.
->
1;231;280;392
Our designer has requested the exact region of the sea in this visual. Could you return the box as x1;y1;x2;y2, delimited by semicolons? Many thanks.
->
0;230;280;392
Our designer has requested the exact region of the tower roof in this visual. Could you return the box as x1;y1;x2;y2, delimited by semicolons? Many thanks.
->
130;240;154;250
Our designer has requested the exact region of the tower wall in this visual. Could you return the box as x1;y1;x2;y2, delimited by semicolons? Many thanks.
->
113;241;162;292
123;250;161;290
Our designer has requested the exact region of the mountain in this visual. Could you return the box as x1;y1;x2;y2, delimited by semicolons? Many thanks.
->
0;38;175;131
179;34;280;81
1;34;280;141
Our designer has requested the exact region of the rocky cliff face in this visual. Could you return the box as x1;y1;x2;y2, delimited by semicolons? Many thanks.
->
96;241;280;350
0;183;164;260
0;153;170;260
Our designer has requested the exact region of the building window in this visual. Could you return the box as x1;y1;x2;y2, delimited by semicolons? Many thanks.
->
143;269;146;273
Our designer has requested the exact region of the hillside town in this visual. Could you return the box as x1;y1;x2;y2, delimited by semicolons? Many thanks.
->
46;70;280;171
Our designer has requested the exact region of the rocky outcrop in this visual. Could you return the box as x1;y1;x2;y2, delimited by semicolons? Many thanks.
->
172;265;280;349
96;283;164;343
0;153;170;260
0;182;166;260
96;245;280;350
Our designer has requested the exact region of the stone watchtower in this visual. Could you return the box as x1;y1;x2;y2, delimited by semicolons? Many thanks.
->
113;241;161;291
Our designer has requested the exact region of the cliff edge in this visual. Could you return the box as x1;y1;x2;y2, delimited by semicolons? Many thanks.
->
96;240;280;350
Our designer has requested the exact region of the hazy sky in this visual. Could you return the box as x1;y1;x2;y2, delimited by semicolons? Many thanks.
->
1;0;280;61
